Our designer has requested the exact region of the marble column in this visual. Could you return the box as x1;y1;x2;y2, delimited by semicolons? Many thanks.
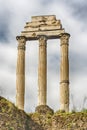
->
60;33;70;112
38;35;47;105
16;36;26;110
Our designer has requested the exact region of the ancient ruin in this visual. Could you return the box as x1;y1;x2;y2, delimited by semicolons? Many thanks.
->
16;15;70;112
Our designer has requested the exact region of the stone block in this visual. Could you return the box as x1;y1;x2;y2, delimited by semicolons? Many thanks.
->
24;25;62;32
25;20;61;28
21;29;65;40
31;15;56;22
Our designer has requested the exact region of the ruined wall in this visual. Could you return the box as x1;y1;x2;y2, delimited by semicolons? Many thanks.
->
0;97;87;130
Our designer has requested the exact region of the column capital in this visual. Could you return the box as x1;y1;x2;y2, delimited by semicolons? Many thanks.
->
37;35;47;47
60;33;70;46
16;36;26;50
16;36;26;42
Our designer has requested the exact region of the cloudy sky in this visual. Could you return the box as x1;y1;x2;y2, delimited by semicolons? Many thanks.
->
0;0;87;112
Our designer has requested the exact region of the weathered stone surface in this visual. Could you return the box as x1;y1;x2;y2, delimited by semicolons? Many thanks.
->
60;33;70;112
21;15;64;40
35;105;54;115
31;15;56;22
24;25;62;32
25;21;46;27
16;36;26;110
1;97;87;130
16;15;70;114
25;20;61;28
38;36;47;105
21;29;65;40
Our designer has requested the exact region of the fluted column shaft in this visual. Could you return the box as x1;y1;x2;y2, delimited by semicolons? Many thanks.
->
38;35;47;105
60;33;70;112
16;36;26;110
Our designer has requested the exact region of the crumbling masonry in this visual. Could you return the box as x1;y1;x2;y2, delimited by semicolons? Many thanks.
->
16;15;70;112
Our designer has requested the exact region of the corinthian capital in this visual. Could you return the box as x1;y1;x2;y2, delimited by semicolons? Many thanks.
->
38;35;47;47
16;36;26;50
60;33;70;46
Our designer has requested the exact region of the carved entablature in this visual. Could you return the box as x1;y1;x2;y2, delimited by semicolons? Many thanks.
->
21;15;65;40
16;15;70;112
16;36;26;50
60;33;70;46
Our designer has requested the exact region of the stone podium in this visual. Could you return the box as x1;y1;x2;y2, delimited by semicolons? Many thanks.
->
16;15;70;112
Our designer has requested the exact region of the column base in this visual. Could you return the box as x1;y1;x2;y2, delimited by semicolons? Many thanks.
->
35;105;54;115
60;103;69;112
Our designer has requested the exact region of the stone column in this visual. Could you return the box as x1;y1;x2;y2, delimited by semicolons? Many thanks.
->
16;36;26;110
38;35;47;105
60;33;70;112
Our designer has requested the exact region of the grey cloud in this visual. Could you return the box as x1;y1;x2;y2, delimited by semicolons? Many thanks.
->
0;14;11;42
65;0;87;23
40;0;54;6
48;55;60;72
53;0;87;29
0;3;14;43
71;4;87;22
70;52;87;75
